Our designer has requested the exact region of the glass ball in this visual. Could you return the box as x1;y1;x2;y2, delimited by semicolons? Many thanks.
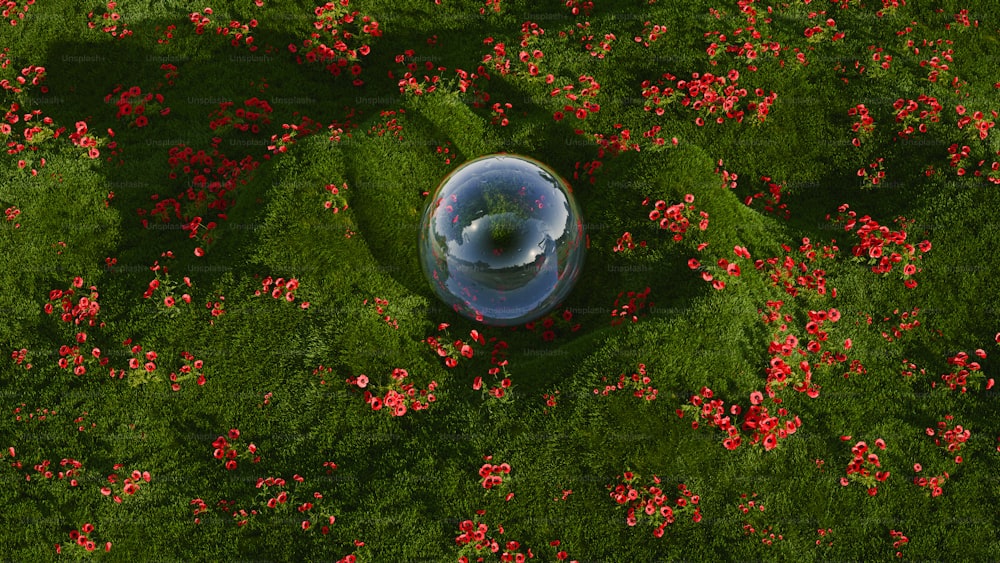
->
419;154;585;326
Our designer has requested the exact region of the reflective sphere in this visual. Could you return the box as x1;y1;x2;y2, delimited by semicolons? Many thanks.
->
419;154;585;326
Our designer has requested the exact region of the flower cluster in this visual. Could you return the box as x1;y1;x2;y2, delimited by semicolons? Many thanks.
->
610;286;653;327
393;49;445;96
9;347;30;369
565;0;592;16
193;473;342;536
142;258;193;318
950;8;977;29
612;231;644;253
289;1;381;86
322;182;349;213
634;21;667;48
574;22;616;59
593;363;657;401
106;85;170;128
208;97;273;135
0;52;46;94
864;46;894;79
12;404;57;424
606;471;702;537
550;75;601;125
848;103;875;147
900;358;927;379
359;368;438;416
641;70;777;126
763;305;850;397
454;517;499;561
3;0;34;27
876;0;906;18
644;194;708;243
480;0;501;15
154;23;176;45
254;276;309;309
188;9;257;49
740;396;802;451
591;128;643;158
3;205;21;229
737;493;783;546
815;527;835;547
44;277;103;328
945;142;974;177
471;370;512;404
912;465;949;497
368;109;405;141
426;325;511;387
454;513;576;563
803;18;845;42
826;204;930;288
56;523;111;555
205;295;226;323
253;475;339;532
363;296;398;329
3;106;105;167
743;176;790;219
754;238;838;300
267;114;325;154
857;157;886;187
489;101;512;127
168;351;207;390
955;104;996;141
679;386;742;450
687;245;751;291
703;26;785;70
141;144;260;236
211;428;260;471
478;458;511;490
890;529;910;558
115;339;157;382
935;349;990;393
542;389;561;413
892;95;942;140
25;456;83;484
714;158;738;189
100;466;151;503
928;414;970;463
840;439;889;496
865;306;922;343
87;2;132;40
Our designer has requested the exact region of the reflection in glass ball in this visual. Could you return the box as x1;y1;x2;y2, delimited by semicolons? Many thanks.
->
419;154;585;326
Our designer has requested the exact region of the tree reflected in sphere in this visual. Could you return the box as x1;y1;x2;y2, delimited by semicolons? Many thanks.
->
419;154;585;326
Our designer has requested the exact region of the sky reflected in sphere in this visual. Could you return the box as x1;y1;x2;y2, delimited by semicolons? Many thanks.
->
419;154;585;326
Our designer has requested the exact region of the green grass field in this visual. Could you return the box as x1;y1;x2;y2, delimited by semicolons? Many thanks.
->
2;0;999;561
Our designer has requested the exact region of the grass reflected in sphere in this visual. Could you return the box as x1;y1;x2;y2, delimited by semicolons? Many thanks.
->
419;154;585;326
